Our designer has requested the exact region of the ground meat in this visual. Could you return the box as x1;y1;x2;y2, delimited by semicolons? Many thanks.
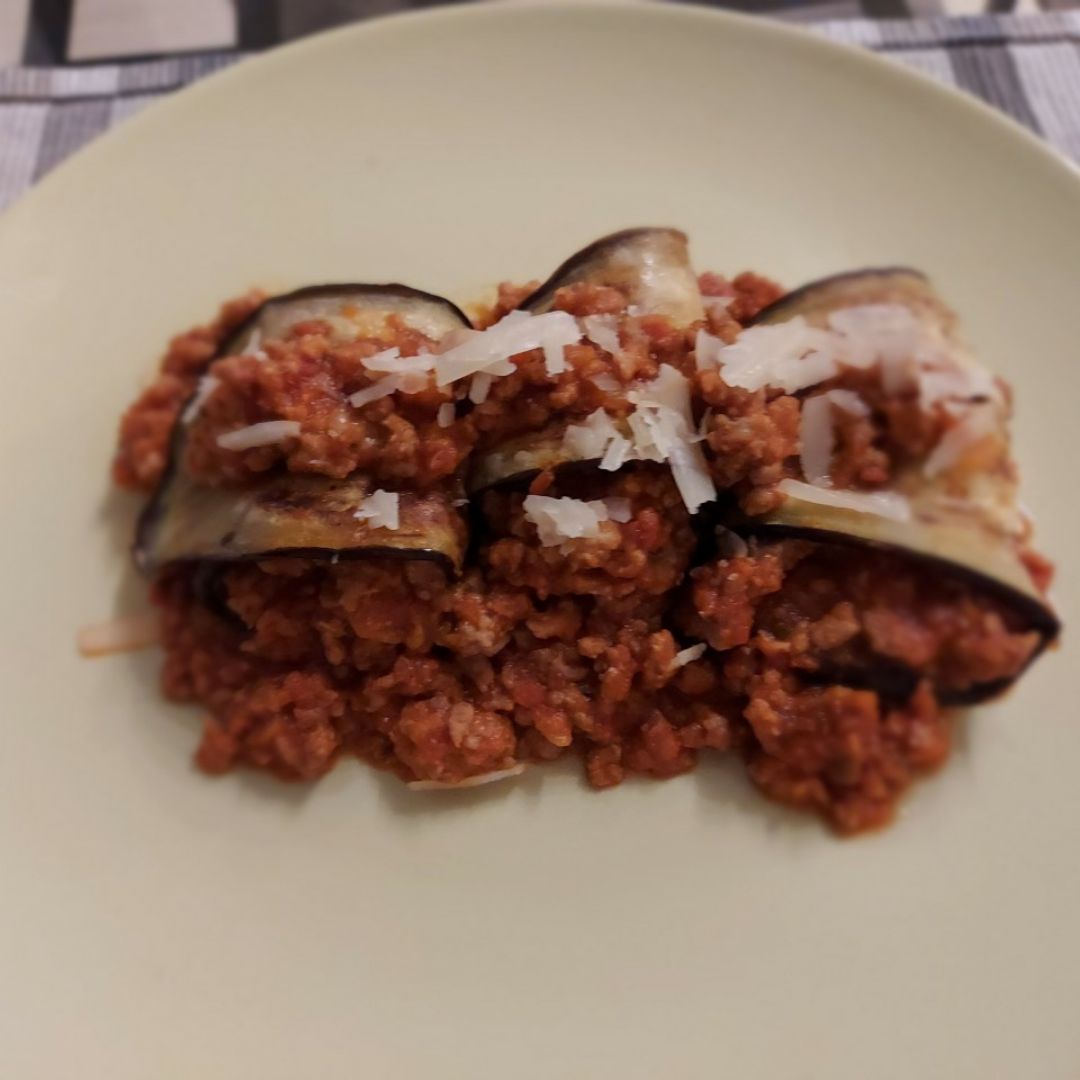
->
119;275;1054;835
470;283;696;451
196;670;344;781
744;676;948;833
697;371;801;513
390;696;518;784
113;290;263;490
749;542;1042;698
682;548;788;652
699;270;785;323
184;317;470;487
482;467;695;600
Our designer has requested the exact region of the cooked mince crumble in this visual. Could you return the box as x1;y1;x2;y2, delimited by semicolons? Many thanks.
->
105;230;1058;834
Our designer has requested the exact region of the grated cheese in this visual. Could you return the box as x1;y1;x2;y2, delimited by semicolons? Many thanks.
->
77;612;161;657
582;314;621;356
353;489;400;530
923;402;998;478
216;420;300;451
563;409;621;460
437;402;455;428
627;365;716;513
361;347;435;376
407;764;526;790
469;371;494;404
799;389;869;487
434;309;580;386
181;374;221;424
348;374;405;408
672;643;707;668
523;494;618;546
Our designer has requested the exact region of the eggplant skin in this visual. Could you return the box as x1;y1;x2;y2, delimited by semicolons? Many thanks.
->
519;227;705;325
135;473;468;576
748;267;931;327
219;282;472;356
735;523;1059;707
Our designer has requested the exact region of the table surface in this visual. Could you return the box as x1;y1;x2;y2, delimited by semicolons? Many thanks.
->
4;0;1080;64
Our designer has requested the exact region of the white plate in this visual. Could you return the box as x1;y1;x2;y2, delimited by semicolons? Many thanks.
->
2;4;1077;1077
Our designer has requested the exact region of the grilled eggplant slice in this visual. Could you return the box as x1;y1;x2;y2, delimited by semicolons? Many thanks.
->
136;284;470;574
471;229;704;491
221;282;470;354
520;227;704;324
741;268;1058;701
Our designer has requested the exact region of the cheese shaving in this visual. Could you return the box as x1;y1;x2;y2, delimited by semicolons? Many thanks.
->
353;489;400;530
407;764;526;790
672;643;707;668
582;314;621;356
713;318;840;392
778;478;911;522
77;612;161;658
437;402;455;428
627;365;716;513
469;371;494;404
599;434;632;472
216;420;301;451
434;309;580;386
923;402;999;478
239;328;262;356
563;409;621;460
523;495;618;546
362;347;435;375
181;374;221;424
349;374;404;407
799;389;869;487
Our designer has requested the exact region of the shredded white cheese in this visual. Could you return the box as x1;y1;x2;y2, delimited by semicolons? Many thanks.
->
709;317;840;393
523;495;620;546
599;434;632;472
706;302;987;405
407;764;526;791
923;402;998;478
239;327;262;357
77;612;161;658
627;365;716;513
778;478;911;522
581;314;621;356
555;369;716;513
216;419;301;451
434;309;580;386
672;643;707;668
348;375;405;408
361;346;435;376
181;374;221;424
437;402;455;428
353;489;400;530
799;389;869;487
469;371;493;404
563;409;622;460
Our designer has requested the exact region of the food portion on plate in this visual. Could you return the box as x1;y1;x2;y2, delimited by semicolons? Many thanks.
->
97;228;1059;832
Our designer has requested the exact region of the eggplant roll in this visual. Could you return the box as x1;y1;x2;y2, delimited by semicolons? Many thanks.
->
136;284;471;575
738;268;1058;701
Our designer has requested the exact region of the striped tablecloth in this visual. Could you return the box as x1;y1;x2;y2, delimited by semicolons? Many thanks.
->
1;10;1079;213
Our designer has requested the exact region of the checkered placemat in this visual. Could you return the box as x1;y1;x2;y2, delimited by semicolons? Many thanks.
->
2;11;1079;212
